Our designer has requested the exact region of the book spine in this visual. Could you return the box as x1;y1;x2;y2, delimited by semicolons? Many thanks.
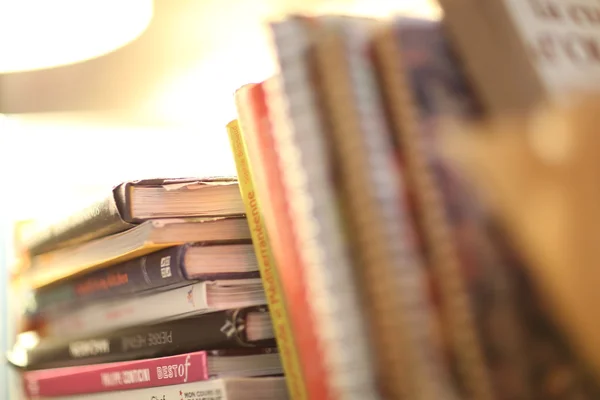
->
30;378;287;400
235;82;327;398
437;0;545;112
267;18;379;400
226;119;307;400
372;17;495;400
312;17;455;400
43;282;211;338
34;246;187;314
28;307;272;369
23;351;210;397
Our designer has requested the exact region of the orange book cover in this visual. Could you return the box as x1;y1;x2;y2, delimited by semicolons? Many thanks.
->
235;81;331;400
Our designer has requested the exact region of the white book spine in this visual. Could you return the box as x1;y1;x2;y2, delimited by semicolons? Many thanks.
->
46;282;210;337
37;377;288;400
38;378;228;400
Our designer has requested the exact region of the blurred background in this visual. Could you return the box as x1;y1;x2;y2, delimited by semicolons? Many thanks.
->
0;0;438;397
0;0;438;226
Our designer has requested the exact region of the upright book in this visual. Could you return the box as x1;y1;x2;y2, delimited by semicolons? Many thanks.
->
372;16;497;399
439;0;600;113
263;16;384;400
234;83;325;400
226;119;306;400
310;15;455;400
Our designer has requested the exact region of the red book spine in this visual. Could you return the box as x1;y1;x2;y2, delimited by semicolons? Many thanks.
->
23;351;208;397
235;82;331;400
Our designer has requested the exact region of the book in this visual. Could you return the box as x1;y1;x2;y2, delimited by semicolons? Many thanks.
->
17;307;274;369
30;377;288;400
235;82;327;400
22;348;281;397
310;15;455;400
369;13;600;400
265;16;385;400
24;216;251;289
39;280;265;339
437;0;544;113
226;119;306;400
30;241;258;315
439;0;600;113
444;100;600;398
372;16;497;399
22;177;245;256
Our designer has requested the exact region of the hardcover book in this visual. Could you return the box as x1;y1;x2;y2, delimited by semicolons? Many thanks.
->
30;241;258;315
22;177;244;256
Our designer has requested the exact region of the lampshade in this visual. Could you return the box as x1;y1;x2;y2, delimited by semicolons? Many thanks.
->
0;0;153;73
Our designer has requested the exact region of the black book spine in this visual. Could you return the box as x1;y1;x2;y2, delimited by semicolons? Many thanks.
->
26;307;274;370
34;246;188;314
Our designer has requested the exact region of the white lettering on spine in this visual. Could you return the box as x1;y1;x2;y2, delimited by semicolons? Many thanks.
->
121;334;146;351
121;331;172;351
155;355;192;382
148;331;173;347
100;371;122;387
122;369;151;384
69;339;110;358
100;369;150;387
160;256;172;278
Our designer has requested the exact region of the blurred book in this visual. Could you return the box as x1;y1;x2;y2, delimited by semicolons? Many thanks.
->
12;307;274;370
28;241;258;316
24;216;251;289
21;348;281;398
22;177;244;257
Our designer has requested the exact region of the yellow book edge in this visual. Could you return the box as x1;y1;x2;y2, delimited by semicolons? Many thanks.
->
226;119;307;400
25;244;174;289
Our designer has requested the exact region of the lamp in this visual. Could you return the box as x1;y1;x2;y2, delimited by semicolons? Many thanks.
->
0;0;153;73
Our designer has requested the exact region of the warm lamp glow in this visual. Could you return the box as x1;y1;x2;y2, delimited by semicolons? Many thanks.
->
0;116;237;222
0;0;153;73
146;0;439;126
312;0;440;17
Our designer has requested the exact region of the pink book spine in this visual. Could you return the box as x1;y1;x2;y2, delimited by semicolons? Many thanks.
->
23;351;209;398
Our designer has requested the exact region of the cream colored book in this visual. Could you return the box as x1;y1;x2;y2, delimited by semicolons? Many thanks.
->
439;0;600;113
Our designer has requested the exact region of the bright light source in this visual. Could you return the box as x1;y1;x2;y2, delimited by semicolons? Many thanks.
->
313;0;440;17
146;0;439;126
0;0;153;73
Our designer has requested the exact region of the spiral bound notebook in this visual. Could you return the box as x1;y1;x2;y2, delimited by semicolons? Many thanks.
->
267;16;379;400
371;17;496;400
309;15;456;400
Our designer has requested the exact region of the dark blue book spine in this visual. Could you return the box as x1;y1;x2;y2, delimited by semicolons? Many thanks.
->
34;246;187;314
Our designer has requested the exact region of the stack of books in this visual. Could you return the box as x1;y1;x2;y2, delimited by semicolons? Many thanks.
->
8;178;287;399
